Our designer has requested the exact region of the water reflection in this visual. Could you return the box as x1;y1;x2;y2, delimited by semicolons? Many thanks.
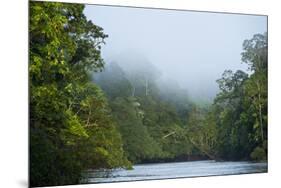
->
82;160;267;183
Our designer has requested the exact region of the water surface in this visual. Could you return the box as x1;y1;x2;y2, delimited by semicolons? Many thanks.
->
83;160;267;183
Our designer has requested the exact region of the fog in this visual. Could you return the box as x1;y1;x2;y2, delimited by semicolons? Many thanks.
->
84;5;267;102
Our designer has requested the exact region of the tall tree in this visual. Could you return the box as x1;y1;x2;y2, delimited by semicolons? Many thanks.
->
206;32;268;161
242;33;268;143
30;2;129;186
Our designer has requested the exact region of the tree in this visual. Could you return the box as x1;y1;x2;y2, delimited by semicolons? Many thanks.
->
94;60;195;162
207;32;268;161
110;97;162;163
242;33;268;143
213;69;252;160
30;2;129;186
114;52;161;97
94;62;133;99
242;33;268;160
185;106;217;160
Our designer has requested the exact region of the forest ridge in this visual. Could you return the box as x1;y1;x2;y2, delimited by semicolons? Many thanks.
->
29;2;268;187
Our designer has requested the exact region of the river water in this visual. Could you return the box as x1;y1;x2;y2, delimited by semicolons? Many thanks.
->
82;160;267;183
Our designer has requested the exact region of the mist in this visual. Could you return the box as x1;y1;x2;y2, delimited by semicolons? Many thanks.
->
84;5;267;102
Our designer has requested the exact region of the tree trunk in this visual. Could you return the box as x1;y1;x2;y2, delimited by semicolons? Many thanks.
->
162;131;176;139
145;78;148;96
132;86;135;97
259;103;264;141
189;138;216;160
256;80;264;142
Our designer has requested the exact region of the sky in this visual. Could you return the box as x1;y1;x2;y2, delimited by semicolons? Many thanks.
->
84;5;267;101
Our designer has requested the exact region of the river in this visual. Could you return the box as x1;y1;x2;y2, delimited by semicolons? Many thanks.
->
82;160;267;183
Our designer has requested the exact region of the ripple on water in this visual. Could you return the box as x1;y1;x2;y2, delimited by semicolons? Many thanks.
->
82;160;268;183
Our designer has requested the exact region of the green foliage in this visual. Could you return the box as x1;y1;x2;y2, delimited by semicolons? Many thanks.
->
185;106;218;159
30;2;267;186
94;62;133;99
250;146;267;161
209;32;268;161
110;97;162;163
166;32;268;162
95;61;196;163
30;1;129;187
94;33;267;163
139;96;192;159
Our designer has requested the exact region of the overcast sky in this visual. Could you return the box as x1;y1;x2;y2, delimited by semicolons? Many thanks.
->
84;5;267;101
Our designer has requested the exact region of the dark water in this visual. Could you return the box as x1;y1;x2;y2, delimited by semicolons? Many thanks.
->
82;160;267;183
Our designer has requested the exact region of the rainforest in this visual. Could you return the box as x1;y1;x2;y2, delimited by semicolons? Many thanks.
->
29;2;267;187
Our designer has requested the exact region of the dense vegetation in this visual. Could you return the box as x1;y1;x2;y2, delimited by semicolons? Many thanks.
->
29;1;267;187
29;2;130;187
